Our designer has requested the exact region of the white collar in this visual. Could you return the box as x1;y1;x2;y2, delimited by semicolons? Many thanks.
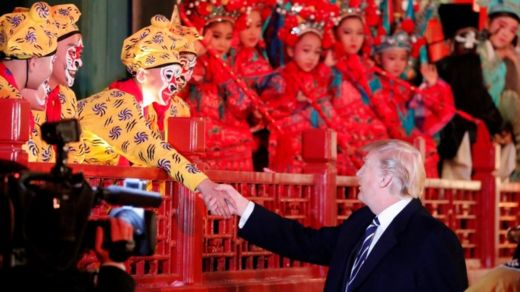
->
376;197;413;230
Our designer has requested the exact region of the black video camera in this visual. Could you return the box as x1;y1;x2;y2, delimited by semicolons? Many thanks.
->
0;119;162;274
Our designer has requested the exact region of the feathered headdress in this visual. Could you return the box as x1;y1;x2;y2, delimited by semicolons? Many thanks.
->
373;0;430;64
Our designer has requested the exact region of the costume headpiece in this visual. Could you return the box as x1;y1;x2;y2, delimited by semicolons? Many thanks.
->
170;5;202;55
277;0;336;48
374;30;412;53
332;0;378;27
373;0;430;62
0;2;58;60
438;4;480;49
233;0;277;31
14;3;81;40
486;0;520;21
51;4;81;40
121;15;182;74
182;0;241;33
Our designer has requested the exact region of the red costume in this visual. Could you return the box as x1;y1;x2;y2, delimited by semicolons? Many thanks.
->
369;75;455;177
186;54;254;170
331;53;389;173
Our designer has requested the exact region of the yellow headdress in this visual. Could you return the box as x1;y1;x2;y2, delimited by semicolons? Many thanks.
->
0;2;58;60
121;14;182;74
51;4;81;40
170;6;201;55
14;3;81;40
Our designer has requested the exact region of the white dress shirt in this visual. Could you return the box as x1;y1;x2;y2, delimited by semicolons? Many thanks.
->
366;197;412;255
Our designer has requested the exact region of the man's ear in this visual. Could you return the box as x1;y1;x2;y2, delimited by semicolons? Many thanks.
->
135;68;147;84
287;46;294;58
379;174;392;189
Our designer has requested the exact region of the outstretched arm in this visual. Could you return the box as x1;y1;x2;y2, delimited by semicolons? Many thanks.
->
216;184;340;265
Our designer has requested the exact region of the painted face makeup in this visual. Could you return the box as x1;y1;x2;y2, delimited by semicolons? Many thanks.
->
158;64;182;104
64;38;83;87
178;53;197;89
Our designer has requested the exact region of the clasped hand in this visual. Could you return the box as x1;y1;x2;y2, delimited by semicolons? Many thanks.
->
197;179;250;217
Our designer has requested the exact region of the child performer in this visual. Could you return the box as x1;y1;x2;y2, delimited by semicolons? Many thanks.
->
370;28;455;177
183;0;255;171
478;0;520;180
78;15;234;216
266;0;354;173
0;3;58;161
329;0;389;173
14;4;86;163
226;1;281;171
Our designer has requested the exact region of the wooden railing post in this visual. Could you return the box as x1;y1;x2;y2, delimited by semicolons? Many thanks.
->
166;117;208;171
302;128;338;228
0;99;30;165
471;120;497;268
167;117;207;284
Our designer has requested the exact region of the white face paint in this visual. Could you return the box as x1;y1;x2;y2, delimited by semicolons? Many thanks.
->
179;53;197;88
158;64;182;105
64;38;83;87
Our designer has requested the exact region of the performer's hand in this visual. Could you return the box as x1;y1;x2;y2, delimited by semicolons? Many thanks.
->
420;64;438;86
215;184;250;216
197;179;236;218
501;46;519;65
20;83;47;110
324;49;336;67
95;218;134;269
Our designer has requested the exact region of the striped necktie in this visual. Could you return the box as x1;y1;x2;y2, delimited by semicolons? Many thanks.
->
345;217;380;292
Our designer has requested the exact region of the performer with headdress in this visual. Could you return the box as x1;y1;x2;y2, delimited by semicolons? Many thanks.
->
182;0;255;171
0;2;58;160
147;5;203;134
369;0;456;177
436;4;508;180
478;0;520;181
328;0;389;172
78;15;234;216
265;0;355;173
13;4;86;164
222;0;281;170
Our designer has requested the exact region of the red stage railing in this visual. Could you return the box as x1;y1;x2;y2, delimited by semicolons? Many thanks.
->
2;100;518;290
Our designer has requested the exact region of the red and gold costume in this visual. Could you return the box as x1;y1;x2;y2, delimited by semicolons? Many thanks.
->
331;54;389;173
266;61;347;173
183;0;254;171
328;1;389;172
186;54;254;171
369;75;455;177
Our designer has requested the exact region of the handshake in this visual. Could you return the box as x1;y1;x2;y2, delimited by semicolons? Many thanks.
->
196;179;249;218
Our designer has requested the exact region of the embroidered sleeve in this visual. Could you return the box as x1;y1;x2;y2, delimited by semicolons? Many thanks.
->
59;86;85;164
78;89;208;191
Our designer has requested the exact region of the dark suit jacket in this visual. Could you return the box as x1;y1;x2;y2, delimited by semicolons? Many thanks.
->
238;199;468;291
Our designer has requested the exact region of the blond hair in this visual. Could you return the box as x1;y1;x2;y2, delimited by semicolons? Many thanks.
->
363;140;426;199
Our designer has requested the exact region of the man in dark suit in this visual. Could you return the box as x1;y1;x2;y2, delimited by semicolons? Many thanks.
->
219;139;468;291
